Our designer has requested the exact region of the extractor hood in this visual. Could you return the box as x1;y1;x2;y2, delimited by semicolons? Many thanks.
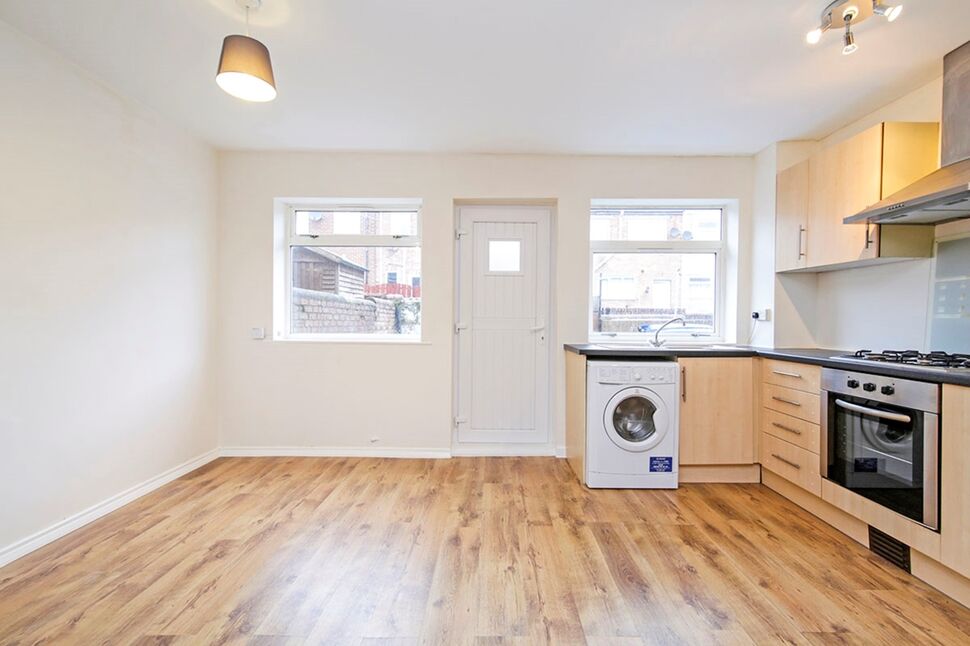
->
846;39;970;225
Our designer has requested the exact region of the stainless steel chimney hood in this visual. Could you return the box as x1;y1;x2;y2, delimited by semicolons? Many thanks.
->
846;40;970;225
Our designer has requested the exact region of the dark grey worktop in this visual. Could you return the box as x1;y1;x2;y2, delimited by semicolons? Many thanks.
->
565;344;970;387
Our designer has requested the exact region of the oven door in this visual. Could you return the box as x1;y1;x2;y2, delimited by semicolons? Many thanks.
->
821;392;939;530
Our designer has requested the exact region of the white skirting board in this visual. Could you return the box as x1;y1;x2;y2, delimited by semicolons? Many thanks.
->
0;448;220;569
219;446;453;459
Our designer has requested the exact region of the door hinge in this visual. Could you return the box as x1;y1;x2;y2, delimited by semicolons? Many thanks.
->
455;229;468;240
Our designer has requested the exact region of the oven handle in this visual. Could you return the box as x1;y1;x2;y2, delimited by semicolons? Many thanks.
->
834;399;912;424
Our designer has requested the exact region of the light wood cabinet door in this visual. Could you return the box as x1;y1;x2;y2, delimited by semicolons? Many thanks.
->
775;160;810;272
941;384;970;578
806;124;883;268
678;358;755;465
761;433;821;496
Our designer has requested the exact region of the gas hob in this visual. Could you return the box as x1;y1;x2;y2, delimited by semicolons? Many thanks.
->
832;349;970;371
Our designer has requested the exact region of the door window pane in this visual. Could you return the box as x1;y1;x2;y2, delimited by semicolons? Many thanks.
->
592;252;716;337
488;240;521;272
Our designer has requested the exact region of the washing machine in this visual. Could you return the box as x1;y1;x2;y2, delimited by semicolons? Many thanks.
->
586;360;680;488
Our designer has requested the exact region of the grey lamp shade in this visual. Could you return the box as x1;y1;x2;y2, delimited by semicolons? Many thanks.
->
216;34;277;102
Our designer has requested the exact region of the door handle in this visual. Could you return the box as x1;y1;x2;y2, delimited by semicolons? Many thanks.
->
798;225;806;259
530;321;546;345
681;366;687;402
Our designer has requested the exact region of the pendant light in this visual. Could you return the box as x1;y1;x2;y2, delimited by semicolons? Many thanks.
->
216;0;277;102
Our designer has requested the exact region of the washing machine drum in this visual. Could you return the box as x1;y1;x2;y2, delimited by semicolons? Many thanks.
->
603;387;670;452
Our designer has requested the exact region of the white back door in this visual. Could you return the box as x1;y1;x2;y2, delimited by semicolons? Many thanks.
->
456;206;551;446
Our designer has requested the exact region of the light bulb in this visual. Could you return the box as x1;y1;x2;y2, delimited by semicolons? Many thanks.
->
806;28;823;45
873;2;903;21
842;30;858;55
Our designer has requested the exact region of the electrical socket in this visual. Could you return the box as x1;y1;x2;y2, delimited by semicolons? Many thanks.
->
751;308;771;322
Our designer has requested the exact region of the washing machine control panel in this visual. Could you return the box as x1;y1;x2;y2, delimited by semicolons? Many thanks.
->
593;362;677;385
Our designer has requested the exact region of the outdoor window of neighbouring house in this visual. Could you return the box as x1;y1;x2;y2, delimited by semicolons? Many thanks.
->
589;205;725;342
280;201;422;341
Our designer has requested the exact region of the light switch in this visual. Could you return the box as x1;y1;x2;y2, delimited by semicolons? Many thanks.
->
250;327;266;340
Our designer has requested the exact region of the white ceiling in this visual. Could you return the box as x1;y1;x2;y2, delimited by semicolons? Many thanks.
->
2;0;969;155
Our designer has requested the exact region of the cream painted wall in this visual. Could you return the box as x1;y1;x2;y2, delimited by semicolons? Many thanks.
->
822;77;943;147
217;152;754;453
749;145;778;347
0;22;218;554
750;141;818;348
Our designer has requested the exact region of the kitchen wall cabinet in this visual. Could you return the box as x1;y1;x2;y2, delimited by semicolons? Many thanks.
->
806;124;884;268
776;121;940;273
678;357;755;465
775;160;810;272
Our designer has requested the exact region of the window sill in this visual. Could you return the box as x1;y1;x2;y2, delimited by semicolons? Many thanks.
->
274;335;429;345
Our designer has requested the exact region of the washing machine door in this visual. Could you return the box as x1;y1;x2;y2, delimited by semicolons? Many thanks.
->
603;386;670;452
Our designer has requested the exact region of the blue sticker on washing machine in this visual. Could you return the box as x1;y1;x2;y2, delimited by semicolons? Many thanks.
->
650;456;673;472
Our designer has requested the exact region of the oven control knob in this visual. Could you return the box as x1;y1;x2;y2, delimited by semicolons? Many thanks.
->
847;379;859;389
881;385;895;395
863;382;877;392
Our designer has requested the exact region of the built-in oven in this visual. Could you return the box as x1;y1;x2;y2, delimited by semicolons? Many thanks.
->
821;368;940;530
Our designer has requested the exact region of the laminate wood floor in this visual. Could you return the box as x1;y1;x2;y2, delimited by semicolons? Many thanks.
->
1;457;969;645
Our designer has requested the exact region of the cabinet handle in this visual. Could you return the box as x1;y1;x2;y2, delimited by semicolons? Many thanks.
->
681;366;687;402
772;454;802;470
772;396;801;407
864;221;874;250
772;422;802;435
798;225;807;259
772;370;802;379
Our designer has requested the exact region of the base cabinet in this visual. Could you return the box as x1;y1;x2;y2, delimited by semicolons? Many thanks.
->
678;358;755;465
941;384;970;578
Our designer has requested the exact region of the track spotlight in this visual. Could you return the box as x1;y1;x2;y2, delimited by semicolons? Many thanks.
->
842;20;858;55
806;1;900;56
873;2;903;22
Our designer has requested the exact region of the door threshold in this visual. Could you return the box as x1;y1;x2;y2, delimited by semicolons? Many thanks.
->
451;443;561;458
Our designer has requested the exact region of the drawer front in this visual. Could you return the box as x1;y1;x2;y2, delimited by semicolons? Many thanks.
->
762;359;821;394
761;408;820;454
761;433;821;496
762;383;821;425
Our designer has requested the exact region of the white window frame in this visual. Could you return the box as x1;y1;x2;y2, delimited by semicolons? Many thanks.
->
273;198;423;343
589;200;728;344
